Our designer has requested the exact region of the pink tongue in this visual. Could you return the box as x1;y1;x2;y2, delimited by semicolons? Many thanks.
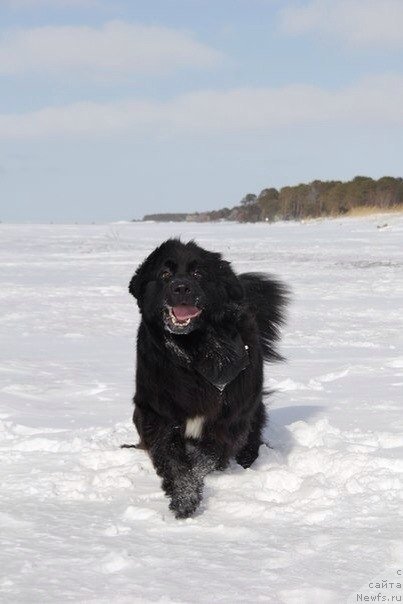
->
172;305;201;321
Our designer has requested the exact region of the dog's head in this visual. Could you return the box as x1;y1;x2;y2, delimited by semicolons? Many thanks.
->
129;239;243;335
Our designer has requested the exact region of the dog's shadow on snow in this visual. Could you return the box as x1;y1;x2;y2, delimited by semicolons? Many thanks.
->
262;405;325;460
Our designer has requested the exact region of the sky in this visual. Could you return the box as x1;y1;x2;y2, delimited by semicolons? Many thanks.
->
1;0;403;222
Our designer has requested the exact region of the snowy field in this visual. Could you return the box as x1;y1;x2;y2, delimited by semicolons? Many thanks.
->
0;215;402;603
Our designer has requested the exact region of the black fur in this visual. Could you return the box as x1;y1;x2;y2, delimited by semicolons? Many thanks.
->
127;239;288;518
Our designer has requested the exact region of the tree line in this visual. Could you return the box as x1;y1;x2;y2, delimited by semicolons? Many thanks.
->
142;176;403;223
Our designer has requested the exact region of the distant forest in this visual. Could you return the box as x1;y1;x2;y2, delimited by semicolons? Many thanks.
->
142;176;403;223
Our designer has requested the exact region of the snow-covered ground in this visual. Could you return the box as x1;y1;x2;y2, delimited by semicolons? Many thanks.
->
0;216;402;603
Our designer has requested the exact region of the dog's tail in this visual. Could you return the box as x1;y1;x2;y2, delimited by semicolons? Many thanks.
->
239;273;290;361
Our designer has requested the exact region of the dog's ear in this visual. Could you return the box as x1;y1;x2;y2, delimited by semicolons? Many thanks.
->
128;272;140;299
220;261;244;301
226;275;244;301
129;239;180;301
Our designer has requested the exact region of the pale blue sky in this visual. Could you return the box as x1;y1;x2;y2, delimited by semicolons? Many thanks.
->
1;0;403;222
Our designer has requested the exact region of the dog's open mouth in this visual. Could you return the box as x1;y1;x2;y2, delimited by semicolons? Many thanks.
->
165;305;202;329
170;305;202;325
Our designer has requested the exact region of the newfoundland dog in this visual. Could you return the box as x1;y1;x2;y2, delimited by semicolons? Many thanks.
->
127;239;288;518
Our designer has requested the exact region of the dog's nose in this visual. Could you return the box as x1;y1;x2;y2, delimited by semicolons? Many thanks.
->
170;279;191;296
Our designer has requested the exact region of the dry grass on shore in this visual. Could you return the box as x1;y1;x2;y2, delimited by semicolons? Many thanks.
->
346;205;403;217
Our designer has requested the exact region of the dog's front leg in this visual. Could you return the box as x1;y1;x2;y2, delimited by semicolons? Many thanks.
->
148;424;204;519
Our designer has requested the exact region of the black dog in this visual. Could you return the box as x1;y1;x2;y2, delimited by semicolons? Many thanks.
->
127;239;288;518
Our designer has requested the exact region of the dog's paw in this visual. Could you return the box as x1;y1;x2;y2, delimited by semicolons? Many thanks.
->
235;445;259;469
169;499;199;519
167;475;203;519
169;491;202;519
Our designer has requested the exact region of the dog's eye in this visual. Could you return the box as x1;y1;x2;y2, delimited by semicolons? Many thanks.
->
161;269;172;281
191;269;202;280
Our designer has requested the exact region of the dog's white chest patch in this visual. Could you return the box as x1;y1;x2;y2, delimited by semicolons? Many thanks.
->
185;416;205;439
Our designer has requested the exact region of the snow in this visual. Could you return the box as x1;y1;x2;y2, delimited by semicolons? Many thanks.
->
0;215;402;603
